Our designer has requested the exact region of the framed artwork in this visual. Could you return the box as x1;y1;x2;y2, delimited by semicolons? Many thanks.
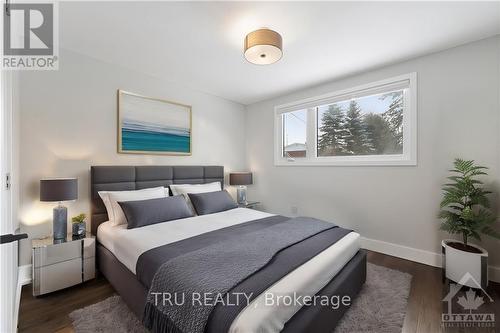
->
117;90;192;155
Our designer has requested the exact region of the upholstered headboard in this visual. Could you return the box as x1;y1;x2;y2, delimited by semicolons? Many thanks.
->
90;165;224;235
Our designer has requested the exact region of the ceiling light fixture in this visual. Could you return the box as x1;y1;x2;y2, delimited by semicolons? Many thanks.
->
244;28;282;65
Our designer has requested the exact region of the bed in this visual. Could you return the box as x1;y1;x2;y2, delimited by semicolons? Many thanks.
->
91;165;366;333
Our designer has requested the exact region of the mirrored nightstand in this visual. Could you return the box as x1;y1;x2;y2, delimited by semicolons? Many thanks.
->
32;232;95;296
238;201;261;209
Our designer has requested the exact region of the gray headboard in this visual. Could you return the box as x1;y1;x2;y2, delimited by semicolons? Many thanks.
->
90;165;224;235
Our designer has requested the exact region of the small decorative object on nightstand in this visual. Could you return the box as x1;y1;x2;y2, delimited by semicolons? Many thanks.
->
32;232;95;296
239;201;260;209
229;172;253;205
71;213;87;237
40;178;78;239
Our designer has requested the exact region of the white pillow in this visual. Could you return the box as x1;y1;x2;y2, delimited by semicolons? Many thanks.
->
98;187;169;226
169;182;222;197
169;182;222;213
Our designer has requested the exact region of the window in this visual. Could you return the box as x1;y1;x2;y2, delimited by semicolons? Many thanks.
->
282;110;307;158
275;73;416;166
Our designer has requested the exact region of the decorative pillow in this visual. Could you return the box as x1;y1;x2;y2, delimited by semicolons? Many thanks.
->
188;190;238;215
98;187;168;226
119;196;194;229
169;182;222;197
169;182;222;213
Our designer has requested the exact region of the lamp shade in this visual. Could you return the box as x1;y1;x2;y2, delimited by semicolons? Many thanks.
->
229;172;253;186
40;178;78;202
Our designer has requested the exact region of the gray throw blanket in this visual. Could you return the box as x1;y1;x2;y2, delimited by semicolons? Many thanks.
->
143;217;336;333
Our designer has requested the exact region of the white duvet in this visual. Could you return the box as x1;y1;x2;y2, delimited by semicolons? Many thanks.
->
97;208;360;333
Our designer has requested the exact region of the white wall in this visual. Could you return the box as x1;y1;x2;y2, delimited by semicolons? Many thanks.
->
246;36;500;270
17;49;247;265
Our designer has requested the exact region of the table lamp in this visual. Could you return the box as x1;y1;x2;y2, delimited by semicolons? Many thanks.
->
40;178;78;239
229;172;253;205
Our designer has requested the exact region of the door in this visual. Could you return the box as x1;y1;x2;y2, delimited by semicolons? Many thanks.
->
0;69;17;332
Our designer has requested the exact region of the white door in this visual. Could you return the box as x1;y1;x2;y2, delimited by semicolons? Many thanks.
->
0;70;17;332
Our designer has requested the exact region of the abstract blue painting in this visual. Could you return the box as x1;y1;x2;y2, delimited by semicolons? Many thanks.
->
118;90;191;155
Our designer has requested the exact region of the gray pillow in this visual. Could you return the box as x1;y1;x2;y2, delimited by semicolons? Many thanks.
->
118;196;194;229
188;190;238;215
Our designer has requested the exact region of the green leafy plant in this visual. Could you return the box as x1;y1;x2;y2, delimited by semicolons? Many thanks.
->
439;158;500;247
71;213;86;224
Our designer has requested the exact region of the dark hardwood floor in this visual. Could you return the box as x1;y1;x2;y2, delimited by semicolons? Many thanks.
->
18;250;500;333
18;277;115;333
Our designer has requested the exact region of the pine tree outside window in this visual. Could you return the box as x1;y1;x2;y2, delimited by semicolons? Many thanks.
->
275;73;417;166
317;91;403;157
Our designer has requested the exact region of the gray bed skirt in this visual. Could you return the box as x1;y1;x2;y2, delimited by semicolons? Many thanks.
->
97;244;367;333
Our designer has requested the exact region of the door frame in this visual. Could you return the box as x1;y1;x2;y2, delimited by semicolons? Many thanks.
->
1;69;17;332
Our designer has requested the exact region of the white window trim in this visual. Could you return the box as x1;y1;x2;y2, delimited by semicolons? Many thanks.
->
274;72;417;166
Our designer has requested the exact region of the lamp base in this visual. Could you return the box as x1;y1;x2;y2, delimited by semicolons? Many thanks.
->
53;205;67;239
237;186;247;205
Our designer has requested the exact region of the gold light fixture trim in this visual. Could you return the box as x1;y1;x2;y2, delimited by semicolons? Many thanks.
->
244;28;283;65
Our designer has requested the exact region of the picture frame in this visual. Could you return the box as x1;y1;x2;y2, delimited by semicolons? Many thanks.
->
117;90;192;155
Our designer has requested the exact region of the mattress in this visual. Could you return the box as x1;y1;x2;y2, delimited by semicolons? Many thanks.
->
97;208;360;332
98;208;275;274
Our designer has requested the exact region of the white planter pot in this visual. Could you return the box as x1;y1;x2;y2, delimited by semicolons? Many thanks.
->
442;239;488;289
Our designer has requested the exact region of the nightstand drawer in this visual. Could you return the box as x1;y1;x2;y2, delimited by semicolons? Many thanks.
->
33;258;82;295
33;241;82;268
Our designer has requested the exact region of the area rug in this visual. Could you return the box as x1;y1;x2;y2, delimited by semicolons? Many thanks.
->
334;263;412;333
69;263;412;333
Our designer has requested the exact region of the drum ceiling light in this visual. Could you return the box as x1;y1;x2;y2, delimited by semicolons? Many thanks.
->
244;28;283;65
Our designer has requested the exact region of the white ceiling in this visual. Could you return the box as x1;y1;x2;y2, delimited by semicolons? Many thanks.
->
60;1;500;105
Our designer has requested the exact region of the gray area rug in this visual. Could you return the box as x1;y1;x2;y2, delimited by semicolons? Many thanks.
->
69;263;411;333
334;263;412;333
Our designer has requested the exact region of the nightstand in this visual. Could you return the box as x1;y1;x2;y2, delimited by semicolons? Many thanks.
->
238;201;261;209
32;232;95;296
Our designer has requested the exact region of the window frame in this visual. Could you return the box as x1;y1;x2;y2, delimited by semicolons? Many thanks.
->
274;73;417;166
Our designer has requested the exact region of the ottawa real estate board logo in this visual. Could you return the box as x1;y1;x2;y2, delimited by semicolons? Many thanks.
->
442;273;495;329
2;1;58;70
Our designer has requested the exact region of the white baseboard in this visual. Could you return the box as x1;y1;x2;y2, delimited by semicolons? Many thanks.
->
489;265;500;284
360;237;500;283
14;265;32;331
361;237;442;267
18;264;31;285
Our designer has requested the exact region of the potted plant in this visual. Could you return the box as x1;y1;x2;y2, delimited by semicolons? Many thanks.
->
71;213;87;238
439;158;500;289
